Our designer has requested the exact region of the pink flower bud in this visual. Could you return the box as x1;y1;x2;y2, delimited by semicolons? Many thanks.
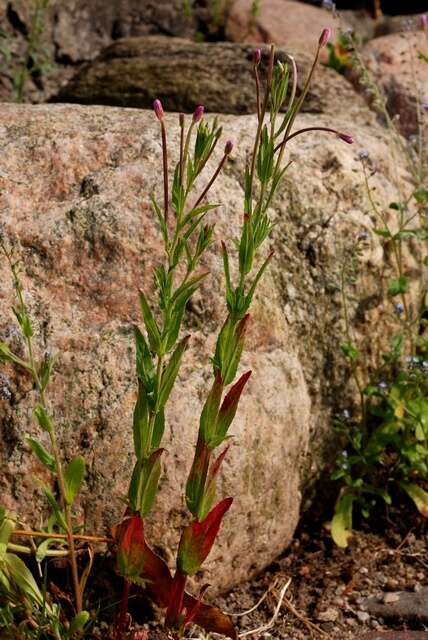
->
224;140;234;155
338;133;354;144
421;15;427;28
253;48;262;65
192;105;205;123
153;99;164;121
319;27;332;48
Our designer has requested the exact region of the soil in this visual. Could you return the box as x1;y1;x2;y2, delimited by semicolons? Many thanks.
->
209;511;428;640
112;506;428;639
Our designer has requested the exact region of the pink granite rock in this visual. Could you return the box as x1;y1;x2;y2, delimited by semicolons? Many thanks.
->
363;31;428;137
0;101;422;592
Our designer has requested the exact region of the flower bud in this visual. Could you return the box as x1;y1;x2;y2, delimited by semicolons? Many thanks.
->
253;48;262;65
338;133;354;144
179;112;185;127
224;140;234;155
420;15;427;28
192;105;205;123
153;99;164;121
318;27;332;48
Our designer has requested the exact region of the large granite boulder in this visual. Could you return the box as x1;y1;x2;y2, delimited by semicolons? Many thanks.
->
56;37;361;116
0;0;195;102
0;98;422;592
225;0;345;51
362;30;428;137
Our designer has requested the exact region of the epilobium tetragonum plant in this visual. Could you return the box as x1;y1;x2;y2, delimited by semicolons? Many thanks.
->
331;19;428;548
0;234;90;635
0;32;354;640
113;33;354;640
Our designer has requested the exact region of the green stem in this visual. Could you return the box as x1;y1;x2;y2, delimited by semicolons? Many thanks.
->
2;244;82;613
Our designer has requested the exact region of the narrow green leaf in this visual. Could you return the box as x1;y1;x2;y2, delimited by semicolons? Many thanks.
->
331;491;355;548
26;437;56;473
400;482;428;517
340;342;360;360
152;408;165;451
171;272;209;309
63;456;85;505
35;538;61;563
133;381;150;459
373;228;391;238
138;290;162;353
42;485;67;530
244;251;274;311
135;449;164;517
157;336;190;410
0;515;16;562
151;195;169;246
133;325;155;391
182;203;219;227
388;276;409;296
5;553;44;606
199;371;223;444
38;352;59;392
33;405;53;433
69;611;90;635
239;216;254;276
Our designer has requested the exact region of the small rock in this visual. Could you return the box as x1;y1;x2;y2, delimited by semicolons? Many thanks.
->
357;611;370;623
385;577;399;591
383;592;400;604
345;617;357;627
317;607;339;622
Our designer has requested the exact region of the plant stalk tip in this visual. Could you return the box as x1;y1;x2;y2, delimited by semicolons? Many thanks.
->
319;26;332;48
153;99;164;121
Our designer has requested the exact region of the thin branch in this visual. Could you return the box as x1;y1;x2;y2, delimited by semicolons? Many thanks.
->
13;529;112;543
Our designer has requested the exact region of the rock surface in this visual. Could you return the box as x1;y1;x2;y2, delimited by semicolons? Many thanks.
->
360;633;428;639
0;0;195;102
225;0;344;52
362;31;428;137
56;36;360;116
0;100;422;592
364;588;428;624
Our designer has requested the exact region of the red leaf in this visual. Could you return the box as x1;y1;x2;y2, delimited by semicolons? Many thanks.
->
165;571;186;631
177;497;233;575
185;435;211;516
115;514;172;599
184;594;237;640
235;313;250;342
114;513;237;640
220;370;251;415
215;370;252;440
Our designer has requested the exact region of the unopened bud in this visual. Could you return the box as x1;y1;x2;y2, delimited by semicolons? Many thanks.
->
153;99;164;121
253;48;262;65
338;133;354;144
224;140;234;155
179;112;185;127
318;27;332;48
421;15;427;29
192;105;205;123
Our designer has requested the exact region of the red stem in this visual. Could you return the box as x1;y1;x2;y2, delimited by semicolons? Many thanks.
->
165;570;187;633
273;126;344;153
161;120;169;223
114;578;131;640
